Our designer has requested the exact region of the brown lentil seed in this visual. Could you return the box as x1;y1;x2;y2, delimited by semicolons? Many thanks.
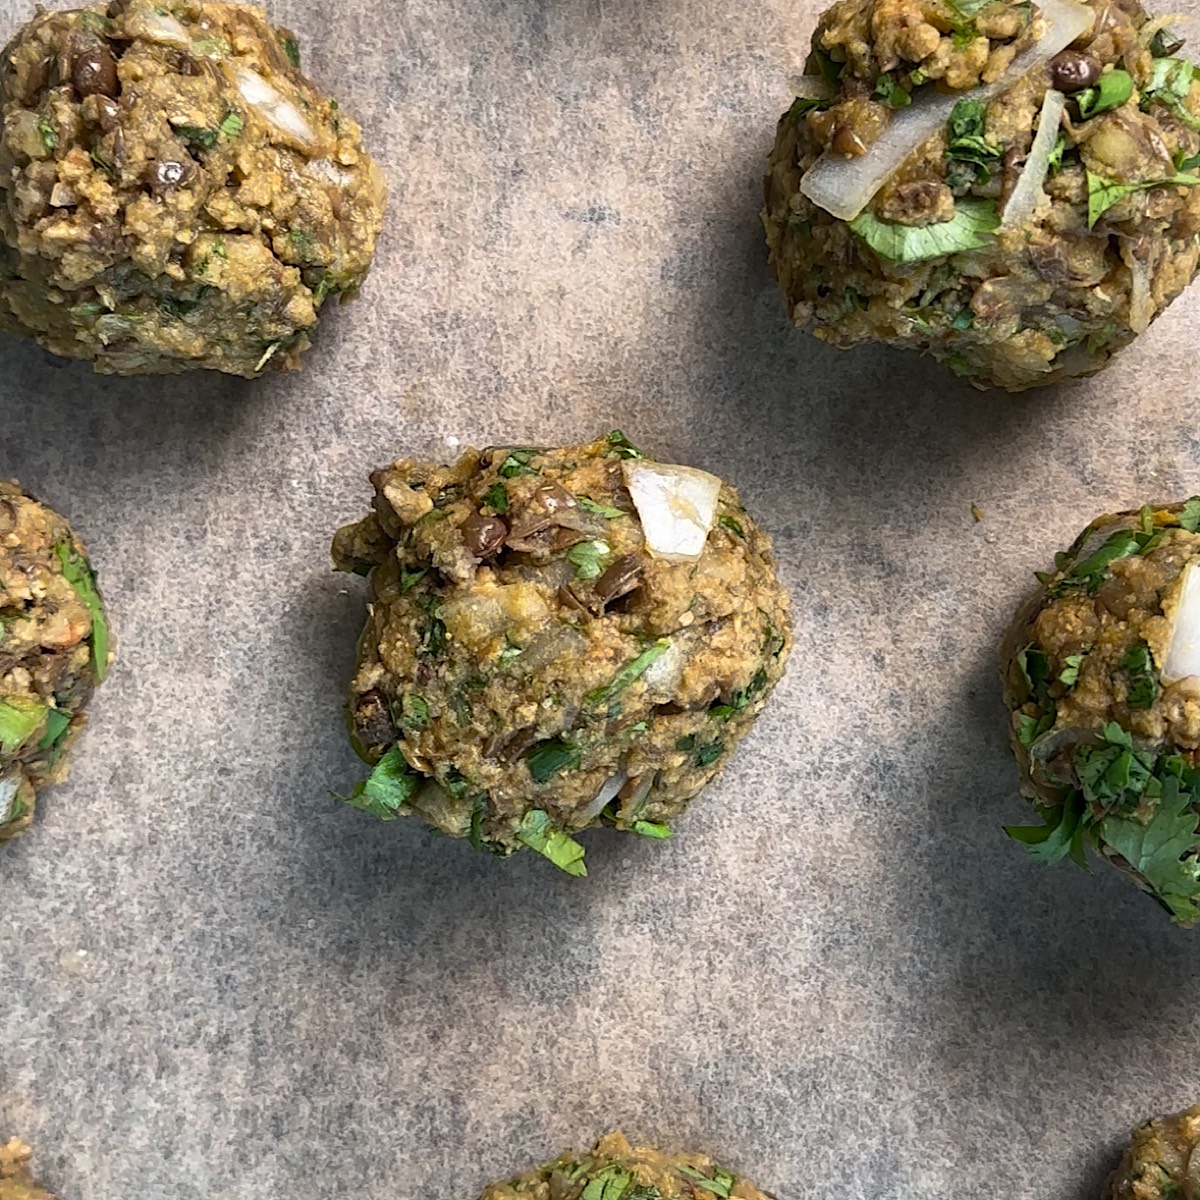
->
1050;50;1101;92
71;45;119;98
460;510;507;558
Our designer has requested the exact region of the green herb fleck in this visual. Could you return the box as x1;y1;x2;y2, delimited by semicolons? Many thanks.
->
344;745;419;820
55;543;108;682
633;820;672;839
849;199;999;264
1059;653;1086;687
1015;712;1053;747
810;47;843;86
287;229;318;261
1047;132;1067;176
37;118;58;153
1121;641;1160;710
498;451;539;478
219;111;244;138
567;540;612;581
398;694;430;731
1086;169;1200;227
694;741;724;768
1180;498;1200;532
0;698;47;756
483;483;509;514
873;72;911;109
1142;57;1200;130
578;496;625;518
585;640;672;708
281;35;302;68
606;430;643;459
37;708;72;764
516;809;587;876
1076;69;1133;119
678;1166;735;1199
192;36;231;56
79;11;113;33
1006;792;1089;867
526;738;581;783
400;567;427;592
944;99;1003;184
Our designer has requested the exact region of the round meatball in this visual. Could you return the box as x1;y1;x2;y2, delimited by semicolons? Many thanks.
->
332;432;793;876
477;1132;773;1200
764;0;1200;390
0;1138;54;1200
1104;1103;1200;1200
1001;498;1200;924
0;0;386;376
0;481;110;845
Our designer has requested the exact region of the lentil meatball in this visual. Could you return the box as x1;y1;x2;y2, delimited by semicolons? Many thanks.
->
0;1139;54;1200
332;433;793;876
0;481;110;845
1001;499;1200;924
764;0;1200;390
477;1131;772;1200
1104;1103;1200;1200
0;0;386;376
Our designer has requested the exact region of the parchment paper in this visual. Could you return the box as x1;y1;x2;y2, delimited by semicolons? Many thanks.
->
3;0;1200;1196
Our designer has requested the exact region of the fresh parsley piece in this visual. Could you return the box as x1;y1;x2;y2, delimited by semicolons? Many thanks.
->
606;430;643;459
172;112;243;150
945;98;1002;181
192;36;230;56
55;542;108;681
1006;792;1089;867
1052;528;1143;591
219;111;244;138
281;35;302;67
849;199;999;264
633;820;672;839
516;809;587;876
950;308;974;331
585;640;672;708
578;1167;631;1200
577;496;625;518
400;567;427;592
344;745;419;820
497;644;523;668
1047;132;1067;175
1017;645;1052;704
0;699;47;756
1120;641;1160;710
37;709;71;764
694;741;724;768
1059;653;1086;687
873;73;911;109
1180;497;1200;532
1142;57;1200;130
1100;772;1200;923
719;515;745;538
79;11;112;33
678;1166;735;1199
710;668;769;720
37;118;58;152
787;95;834;122
483;483;509;514
1086;169;1200;227
287;229;318;262
567;540;612;581
1076;69;1133;118
1015;712;1053;747
398;694;430;731
525;738;581;782
498;450;539;478
810;47;843;86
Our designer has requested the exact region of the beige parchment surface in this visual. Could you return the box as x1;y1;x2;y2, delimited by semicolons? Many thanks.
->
3;0;1200;1196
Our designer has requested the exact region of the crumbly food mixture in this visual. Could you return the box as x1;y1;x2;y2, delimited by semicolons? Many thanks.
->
1001;500;1200;923
0;481;109;845
477;1131;771;1200
333;433;793;875
0;0;386;376
0;1139;55;1200
764;0;1200;389
1104;1104;1200;1200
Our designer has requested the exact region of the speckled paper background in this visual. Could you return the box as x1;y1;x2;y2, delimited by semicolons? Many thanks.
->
3;0;1200;1197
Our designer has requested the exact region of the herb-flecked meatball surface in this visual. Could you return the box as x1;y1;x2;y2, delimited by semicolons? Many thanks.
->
764;0;1200;390
1104;1103;1200;1200
0;0;386;376
1001;499;1200;924
332;432;793;876
1;481;109;846
477;1131;772;1200
0;1139;54;1200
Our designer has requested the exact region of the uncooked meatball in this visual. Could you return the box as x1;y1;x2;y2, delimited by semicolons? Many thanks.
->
333;432;793;876
1104;1102;1200;1200
0;0;386;375
1;481;110;845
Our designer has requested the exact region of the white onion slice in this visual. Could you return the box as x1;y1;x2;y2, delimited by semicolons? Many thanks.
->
623;461;721;563
799;0;1092;221
0;773;19;823
230;64;318;150
580;770;628;823
1000;88;1066;231
1127;252;1154;334
125;6;192;47
1164;561;1200;683
643;640;685;695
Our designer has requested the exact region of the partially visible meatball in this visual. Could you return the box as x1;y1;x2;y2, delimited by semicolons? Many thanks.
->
0;0;386;376
1001;498;1200;924
1104;1103;1200;1200
1;481;110;845
332;432;793;876
0;1138;55;1200
764;0;1200;390
477;1131;773;1200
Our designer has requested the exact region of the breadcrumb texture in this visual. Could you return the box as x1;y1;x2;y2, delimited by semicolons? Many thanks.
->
0;0;386;376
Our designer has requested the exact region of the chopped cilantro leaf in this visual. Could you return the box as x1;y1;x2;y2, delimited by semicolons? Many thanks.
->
1053;528;1143;591
0;698;47;756
344;745;419;820
585;640;672;708
37;708;71;763
219;111;244;138
567;540;612;580
281;35;302;68
678;1166;735;1199
1086;169;1200;227
719;515;745;538
55;542;108;681
1015;712;1053;747
1120;640;1160;710
1142;57;1200;131
578;496;625;518
498;451;539;478
516;809;587;876
579;1167;630;1200
606;430;643;459
526;738;581;782
398;694;430;731
1059;653;1086;687
694;741;724;768
400;567;427;592
950;308;974;331
192;36;230;56
1180;498;1200;532
1047;132;1067;175
633;820;672;839
787;95;834;121
1076;69;1133;119
849;199;999;264
36;119;58;152
810;47;843;86
873;72;911;109
1006;793;1089;868
945;98;1002;184
483;483;509;514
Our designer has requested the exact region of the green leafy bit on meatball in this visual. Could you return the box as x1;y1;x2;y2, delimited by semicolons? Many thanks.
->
332;434;793;875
